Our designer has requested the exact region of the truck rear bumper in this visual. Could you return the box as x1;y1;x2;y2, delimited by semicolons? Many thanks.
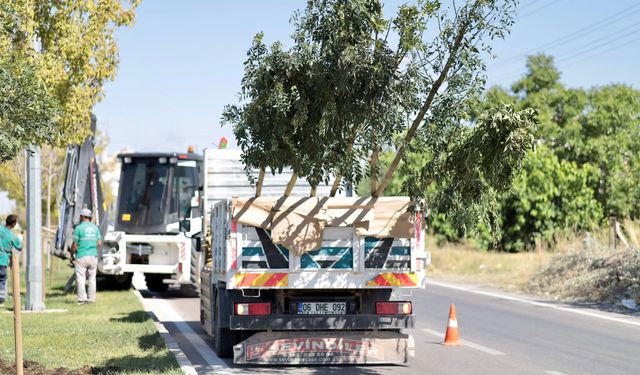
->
100;264;178;275
233;330;414;365
230;314;414;330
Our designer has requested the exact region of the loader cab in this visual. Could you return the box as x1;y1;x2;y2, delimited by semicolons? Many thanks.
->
115;152;202;235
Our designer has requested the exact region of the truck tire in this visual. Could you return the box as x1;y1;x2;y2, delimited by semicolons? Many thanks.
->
97;274;132;290
190;238;203;286
111;274;133;290
145;273;170;292
213;288;239;358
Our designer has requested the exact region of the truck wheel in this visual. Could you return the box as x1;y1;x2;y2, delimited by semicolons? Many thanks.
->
214;288;238;358
145;273;170;292
97;274;132;290
190;238;203;286
112;274;133;290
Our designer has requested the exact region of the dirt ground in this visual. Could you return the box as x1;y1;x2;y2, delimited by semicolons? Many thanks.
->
0;358;92;375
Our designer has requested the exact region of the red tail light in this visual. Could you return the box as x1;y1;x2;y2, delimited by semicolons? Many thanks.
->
376;302;412;315
235;303;271;316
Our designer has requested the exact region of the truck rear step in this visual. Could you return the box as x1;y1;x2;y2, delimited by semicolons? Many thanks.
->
233;331;414;365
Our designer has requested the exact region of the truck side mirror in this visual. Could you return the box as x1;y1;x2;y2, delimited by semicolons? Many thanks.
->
179;219;191;233
190;190;200;208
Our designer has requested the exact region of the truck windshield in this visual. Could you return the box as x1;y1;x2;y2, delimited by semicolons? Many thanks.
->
116;157;200;234
117;159;172;230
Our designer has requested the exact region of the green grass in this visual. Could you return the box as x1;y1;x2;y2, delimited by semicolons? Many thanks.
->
0;257;182;374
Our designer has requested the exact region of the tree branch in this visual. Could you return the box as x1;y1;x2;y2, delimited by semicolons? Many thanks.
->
375;0;481;196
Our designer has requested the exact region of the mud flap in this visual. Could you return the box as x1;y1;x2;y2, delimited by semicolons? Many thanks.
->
233;331;414;365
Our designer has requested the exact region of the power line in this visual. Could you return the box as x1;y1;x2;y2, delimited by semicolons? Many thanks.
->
517;0;562;19
518;0;548;12
553;23;640;63
491;28;640;83
492;2;640;67
560;35;640;69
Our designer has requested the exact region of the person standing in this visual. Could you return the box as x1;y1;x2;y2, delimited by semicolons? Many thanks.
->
71;208;101;305
0;215;22;305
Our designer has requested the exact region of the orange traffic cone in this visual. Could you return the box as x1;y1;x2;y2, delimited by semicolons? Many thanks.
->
443;303;461;346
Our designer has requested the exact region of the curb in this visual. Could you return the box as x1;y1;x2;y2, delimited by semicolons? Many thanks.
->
132;289;198;375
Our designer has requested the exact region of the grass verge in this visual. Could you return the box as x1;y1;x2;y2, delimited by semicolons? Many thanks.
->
427;238;553;291
0;256;182;375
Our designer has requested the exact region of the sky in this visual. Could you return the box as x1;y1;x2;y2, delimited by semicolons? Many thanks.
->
93;0;640;154
0;192;15;215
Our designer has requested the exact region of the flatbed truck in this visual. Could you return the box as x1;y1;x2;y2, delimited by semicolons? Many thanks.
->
194;150;429;364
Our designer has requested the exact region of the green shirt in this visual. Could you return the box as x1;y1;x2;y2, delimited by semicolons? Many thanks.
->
73;221;101;258
0;225;22;267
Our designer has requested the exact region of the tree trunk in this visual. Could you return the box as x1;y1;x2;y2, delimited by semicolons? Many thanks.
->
330;175;342;197
375;1;479;196
255;167;265;197
283;174;298;197
310;185;317;197
370;149;379;197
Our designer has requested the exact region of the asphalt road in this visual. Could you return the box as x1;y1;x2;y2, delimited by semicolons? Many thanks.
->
134;276;640;375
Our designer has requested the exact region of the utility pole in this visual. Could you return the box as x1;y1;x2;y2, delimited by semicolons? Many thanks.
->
26;146;45;311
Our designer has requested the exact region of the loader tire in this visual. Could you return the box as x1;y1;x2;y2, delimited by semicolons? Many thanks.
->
190;239;203;286
106;274;132;290
145;273;170;292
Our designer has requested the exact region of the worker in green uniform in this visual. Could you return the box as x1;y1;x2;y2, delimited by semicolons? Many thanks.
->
72;208;102;304
0;214;22;305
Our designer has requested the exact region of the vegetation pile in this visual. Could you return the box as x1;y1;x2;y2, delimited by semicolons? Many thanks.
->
526;234;640;308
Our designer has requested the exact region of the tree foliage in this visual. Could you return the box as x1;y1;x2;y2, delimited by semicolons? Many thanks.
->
224;0;537;223
0;0;139;159
498;146;602;252
0;54;60;163
434;54;640;251
506;55;640;219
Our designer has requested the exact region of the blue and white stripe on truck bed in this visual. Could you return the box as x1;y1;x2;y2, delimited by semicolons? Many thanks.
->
364;237;411;269
239;228;410;270
241;228;289;269
300;246;353;269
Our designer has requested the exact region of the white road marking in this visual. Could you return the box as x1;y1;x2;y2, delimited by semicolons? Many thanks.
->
429;280;640;328
421;328;506;356
132;273;233;374
132;289;198;375
144;297;233;374
545;371;568;375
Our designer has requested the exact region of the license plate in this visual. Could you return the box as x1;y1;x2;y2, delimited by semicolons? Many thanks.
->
297;302;346;315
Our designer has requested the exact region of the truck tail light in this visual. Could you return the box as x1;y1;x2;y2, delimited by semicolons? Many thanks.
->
376;302;412;315
178;262;183;273
235;303;271;316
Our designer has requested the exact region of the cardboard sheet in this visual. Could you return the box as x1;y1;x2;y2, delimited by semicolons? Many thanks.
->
231;196;415;255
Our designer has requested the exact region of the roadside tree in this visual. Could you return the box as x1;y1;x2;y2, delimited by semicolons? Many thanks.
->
0;0;140;164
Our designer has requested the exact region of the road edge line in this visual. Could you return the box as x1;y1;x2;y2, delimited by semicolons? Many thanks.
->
421;328;506;355
428;280;640;328
132;289;198;375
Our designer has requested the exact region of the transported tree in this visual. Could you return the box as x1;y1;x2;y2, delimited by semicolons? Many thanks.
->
224;0;538;232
